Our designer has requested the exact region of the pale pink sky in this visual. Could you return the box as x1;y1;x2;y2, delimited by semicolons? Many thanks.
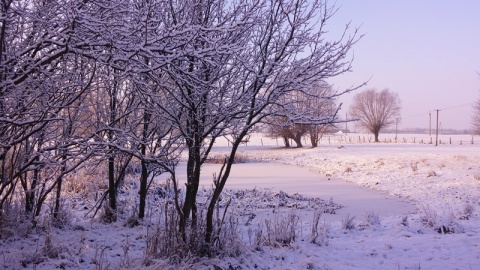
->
327;1;480;131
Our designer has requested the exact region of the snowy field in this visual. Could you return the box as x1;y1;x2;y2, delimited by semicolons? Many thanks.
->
1;133;480;269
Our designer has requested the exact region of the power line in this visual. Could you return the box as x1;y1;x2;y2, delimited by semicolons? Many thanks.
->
403;102;475;120
438;102;475;111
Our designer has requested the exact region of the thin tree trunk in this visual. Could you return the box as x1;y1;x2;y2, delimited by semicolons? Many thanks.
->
107;69;118;222
139;158;148;219
205;131;245;245
138;110;150;219
53;152;67;220
108;154;116;212
283;136;290;147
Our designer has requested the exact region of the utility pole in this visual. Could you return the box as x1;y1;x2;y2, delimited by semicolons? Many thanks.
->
435;109;440;146
395;118;399;142
429;111;431;136
345;112;348;135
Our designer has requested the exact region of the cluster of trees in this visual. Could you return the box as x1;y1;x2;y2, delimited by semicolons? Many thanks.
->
266;84;339;147
1;0;359;254
267;87;403;145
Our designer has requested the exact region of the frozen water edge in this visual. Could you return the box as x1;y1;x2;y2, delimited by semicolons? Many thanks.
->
168;162;416;223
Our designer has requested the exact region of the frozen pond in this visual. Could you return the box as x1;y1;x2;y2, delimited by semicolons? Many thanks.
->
165;162;415;221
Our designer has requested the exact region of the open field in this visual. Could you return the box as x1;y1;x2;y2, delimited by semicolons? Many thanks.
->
1;133;480;269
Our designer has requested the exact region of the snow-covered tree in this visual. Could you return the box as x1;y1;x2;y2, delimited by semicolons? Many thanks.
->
349;88;401;142
0;0;99;214
137;0;360;249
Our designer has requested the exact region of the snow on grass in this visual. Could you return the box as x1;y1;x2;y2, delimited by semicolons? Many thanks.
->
1;133;480;269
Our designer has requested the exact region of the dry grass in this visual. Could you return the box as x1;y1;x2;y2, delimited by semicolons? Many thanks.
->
341;214;356;230
410;162;418;174
205;153;252;164
264;211;300;247
0;201;33;239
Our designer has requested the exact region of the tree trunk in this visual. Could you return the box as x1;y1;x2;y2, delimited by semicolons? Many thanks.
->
53;153;67;220
24;141;35;213
138;110;150;219
107;70;118;222
139;158;148;219
107;154;116;220
205;135;242;245
180;135;202;241
374;131;380;142
293;135;303;148
26;169;37;213
283;136;290;147
310;131;319;147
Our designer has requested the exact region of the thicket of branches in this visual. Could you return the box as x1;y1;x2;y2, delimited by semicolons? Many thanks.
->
1;0;359;256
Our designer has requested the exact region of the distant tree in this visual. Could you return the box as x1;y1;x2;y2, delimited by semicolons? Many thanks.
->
268;119;309;148
472;91;480;135
266;84;338;148
349;88;401;142
305;86;339;147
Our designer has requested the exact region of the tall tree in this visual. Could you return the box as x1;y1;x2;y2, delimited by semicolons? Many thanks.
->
349;88;401;142
150;0;359;248
153;0;258;243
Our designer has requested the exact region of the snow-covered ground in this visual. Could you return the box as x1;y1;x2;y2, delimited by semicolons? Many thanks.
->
1;133;480;269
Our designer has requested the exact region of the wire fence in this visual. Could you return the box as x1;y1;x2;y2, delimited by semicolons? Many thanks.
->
231;133;480;147
320;135;478;146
